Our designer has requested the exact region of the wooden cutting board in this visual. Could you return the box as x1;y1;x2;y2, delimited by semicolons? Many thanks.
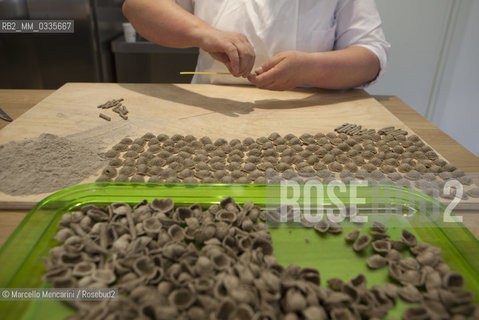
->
0;83;456;209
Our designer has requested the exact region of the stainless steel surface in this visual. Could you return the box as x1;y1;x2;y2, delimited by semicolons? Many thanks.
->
28;0;101;87
0;0;124;89
0;0;39;88
0;108;13;122
92;0;125;82
0;0;28;17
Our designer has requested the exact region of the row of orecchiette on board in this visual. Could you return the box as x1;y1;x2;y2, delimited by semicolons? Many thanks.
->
95;127;479;201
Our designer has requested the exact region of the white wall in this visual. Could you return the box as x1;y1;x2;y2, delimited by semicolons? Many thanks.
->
366;0;479;156
432;1;479;156
367;0;451;115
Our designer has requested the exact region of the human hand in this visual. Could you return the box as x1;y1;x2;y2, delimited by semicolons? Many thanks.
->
248;51;309;91
199;28;255;77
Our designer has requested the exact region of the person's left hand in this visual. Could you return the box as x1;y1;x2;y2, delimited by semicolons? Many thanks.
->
248;51;309;91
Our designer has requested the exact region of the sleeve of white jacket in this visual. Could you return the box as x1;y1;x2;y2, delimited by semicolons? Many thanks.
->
174;0;194;12
334;0;391;86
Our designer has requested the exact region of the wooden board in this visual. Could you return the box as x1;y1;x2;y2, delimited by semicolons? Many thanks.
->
0;83;474;209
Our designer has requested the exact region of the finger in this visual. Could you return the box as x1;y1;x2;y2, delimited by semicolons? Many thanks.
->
232;43;247;77
237;38;255;77
267;77;297;91
253;54;283;76
232;42;252;77
260;81;280;90
244;48;256;77
252;64;283;88
261;79;291;91
224;44;240;76
258;54;286;74
248;73;276;90
254;66;264;75
268;82;291;91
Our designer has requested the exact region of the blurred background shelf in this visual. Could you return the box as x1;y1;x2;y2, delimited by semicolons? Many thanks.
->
111;36;198;84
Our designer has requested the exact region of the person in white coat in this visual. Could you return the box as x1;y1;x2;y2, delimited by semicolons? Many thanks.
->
123;0;390;91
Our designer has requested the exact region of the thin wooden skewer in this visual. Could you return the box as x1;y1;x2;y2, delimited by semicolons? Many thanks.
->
180;72;232;75
180;71;256;77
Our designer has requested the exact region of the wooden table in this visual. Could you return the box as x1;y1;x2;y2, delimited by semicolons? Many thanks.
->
1;90;478;246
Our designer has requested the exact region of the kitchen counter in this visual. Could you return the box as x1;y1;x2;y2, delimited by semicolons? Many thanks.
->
0;89;478;245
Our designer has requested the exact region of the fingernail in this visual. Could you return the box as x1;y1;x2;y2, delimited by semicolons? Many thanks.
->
254;67;263;75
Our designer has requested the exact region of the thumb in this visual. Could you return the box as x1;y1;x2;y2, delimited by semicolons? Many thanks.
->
255;54;285;74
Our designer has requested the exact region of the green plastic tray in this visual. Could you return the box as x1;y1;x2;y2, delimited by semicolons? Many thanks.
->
0;183;478;319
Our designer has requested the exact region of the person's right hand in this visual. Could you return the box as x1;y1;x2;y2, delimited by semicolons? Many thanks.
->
199;28;255;78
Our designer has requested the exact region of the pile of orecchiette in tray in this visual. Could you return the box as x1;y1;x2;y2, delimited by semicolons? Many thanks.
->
44;197;478;319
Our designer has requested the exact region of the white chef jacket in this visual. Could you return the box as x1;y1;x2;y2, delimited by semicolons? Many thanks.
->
175;0;390;86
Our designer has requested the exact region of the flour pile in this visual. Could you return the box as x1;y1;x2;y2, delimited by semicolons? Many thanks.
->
0;133;106;195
